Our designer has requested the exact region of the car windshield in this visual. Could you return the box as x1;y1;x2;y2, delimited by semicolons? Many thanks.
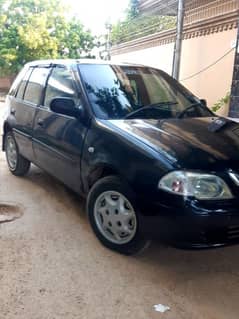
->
79;64;213;120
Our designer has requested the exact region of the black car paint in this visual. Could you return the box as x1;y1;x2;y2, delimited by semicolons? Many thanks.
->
80;116;239;246
2;60;239;248
8;96;37;161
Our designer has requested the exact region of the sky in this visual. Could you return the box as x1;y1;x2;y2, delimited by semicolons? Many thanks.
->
66;0;130;35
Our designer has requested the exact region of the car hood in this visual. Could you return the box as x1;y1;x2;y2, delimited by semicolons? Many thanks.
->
107;117;239;169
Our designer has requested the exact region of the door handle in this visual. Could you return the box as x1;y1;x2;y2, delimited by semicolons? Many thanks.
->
10;108;16;115
37;118;44;126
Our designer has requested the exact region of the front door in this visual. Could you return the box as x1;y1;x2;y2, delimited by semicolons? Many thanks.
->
32;65;88;193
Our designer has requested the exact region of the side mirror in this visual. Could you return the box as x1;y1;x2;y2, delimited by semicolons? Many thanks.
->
200;99;207;107
50;97;82;118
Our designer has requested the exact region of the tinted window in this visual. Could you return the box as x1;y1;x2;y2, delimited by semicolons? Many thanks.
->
79;64;212;120
9;67;27;97
44;66;79;108
24;67;50;105
15;68;33;99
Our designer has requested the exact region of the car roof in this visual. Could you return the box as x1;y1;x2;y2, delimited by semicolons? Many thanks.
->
24;59;145;68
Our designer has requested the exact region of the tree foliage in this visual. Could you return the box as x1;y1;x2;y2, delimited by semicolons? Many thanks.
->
111;0;176;45
212;92;230;113
0;0;95;75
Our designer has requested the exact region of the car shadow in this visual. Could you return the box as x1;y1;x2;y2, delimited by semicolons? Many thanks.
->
25;164;87;221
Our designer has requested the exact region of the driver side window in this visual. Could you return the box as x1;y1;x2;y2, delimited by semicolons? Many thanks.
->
44;66;80;109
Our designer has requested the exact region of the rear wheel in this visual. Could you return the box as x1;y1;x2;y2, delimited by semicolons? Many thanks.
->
5;132;30;176
87;176;150;255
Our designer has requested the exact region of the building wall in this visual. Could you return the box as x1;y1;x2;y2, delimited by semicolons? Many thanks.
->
139;0;239;24
111;42;175;75
180;28;236;114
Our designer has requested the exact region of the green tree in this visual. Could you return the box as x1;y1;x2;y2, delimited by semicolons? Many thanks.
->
0;0;95;75
59;18;95;58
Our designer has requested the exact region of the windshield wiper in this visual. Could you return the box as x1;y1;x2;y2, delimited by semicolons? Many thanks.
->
124;101;178;119
177;102;213;119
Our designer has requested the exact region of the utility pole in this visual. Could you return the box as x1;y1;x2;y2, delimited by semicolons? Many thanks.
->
105;22;112;61
172;0;185;80
229;21;239;118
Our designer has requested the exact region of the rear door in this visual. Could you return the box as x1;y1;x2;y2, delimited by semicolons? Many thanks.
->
32;65;88;193
9;66;50;161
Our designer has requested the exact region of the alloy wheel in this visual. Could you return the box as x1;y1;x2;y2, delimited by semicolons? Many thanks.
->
6;135;17;170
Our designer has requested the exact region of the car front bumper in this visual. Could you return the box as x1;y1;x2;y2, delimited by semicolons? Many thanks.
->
138;196;239;248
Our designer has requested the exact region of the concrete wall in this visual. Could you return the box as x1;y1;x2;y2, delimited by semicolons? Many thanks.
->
180;29;236;114
112;42;175;75
0;76;14;92
111;28;237;115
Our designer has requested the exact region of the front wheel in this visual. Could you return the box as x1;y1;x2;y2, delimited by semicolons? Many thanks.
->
87;176;150;255
5;132;30;176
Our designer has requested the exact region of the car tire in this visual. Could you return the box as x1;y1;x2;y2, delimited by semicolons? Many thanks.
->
87;175;150;255
5;132;30;176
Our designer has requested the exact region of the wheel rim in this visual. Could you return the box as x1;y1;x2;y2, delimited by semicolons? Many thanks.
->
94;191;137;245
6;135;17;170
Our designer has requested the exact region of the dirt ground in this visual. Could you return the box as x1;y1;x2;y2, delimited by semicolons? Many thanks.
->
1;101;239;319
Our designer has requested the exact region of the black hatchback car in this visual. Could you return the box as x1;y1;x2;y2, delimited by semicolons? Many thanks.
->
2;59;239;254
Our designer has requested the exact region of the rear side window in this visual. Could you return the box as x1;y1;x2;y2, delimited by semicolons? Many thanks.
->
24;67;50;105
44;66;79;108
16;68;33;99
9;66;29;97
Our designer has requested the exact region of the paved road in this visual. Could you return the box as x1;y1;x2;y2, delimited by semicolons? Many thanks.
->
1;100;239;319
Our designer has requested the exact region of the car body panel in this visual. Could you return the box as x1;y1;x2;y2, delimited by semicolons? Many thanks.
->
32;106;88;193
107;117;239;170
6;95;36;161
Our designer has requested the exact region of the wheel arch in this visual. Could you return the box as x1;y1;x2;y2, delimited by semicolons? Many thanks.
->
2;121;13;151
85;163;124;193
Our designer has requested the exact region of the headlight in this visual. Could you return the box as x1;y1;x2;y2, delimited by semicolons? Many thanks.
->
158;171;233;200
